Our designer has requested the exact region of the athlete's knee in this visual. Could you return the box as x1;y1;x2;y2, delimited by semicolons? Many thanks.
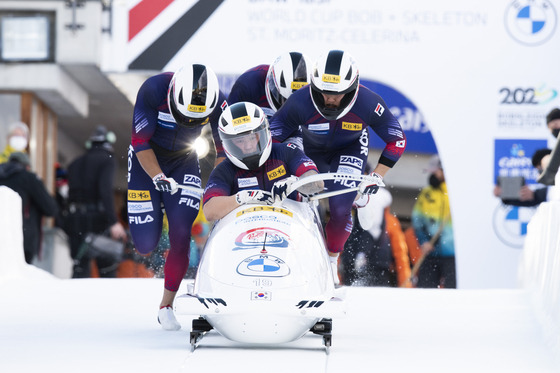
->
129;232;159;255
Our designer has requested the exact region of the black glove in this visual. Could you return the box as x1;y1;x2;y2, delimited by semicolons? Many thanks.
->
152;173;179;194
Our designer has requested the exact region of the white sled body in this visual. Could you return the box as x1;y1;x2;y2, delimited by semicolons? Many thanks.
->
175;199;345;344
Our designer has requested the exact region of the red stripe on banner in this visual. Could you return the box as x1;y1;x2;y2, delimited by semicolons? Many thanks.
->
129;0;174;41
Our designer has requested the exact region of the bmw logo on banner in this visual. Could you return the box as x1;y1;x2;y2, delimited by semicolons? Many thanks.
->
505;0;557;46
493;204;537;248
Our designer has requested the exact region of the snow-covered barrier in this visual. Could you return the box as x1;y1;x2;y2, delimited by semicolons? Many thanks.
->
0;186;26;280
0;186;54;282
520;193;560;358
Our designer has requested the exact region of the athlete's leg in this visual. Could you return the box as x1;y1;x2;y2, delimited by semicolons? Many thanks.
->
160;156;202;296
323;147;369;255
310;143;368;285
127;146;164;255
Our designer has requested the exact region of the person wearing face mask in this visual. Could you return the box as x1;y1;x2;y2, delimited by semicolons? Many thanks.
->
0;121;30;164
0;152;58;264
411;155;456;289
546;108;560;140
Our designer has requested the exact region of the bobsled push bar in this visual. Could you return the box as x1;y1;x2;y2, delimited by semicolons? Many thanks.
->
287;172;385;200
175;172;385;200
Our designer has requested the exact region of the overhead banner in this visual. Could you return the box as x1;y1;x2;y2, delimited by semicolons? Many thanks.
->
104;0;560;289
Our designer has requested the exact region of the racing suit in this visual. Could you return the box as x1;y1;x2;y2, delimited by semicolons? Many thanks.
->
269;85;406;255
203;143;318;204
128;72;226;292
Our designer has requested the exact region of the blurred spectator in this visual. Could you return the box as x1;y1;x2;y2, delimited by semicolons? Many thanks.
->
494;148;552;207
66;125;126;278
342;187;412;287
0;121;29;164
411;155;456;288
54;163;70;230
0;152;58;264
546;108;560;139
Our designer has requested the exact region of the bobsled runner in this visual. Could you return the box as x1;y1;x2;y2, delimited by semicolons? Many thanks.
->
175;173;382;351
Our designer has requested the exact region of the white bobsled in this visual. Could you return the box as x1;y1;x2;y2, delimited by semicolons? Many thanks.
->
175;173;381;350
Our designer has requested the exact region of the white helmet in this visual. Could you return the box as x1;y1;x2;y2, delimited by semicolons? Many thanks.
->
167;63;220;128
265;52;311;112
219;102;272;170
310;50;360;120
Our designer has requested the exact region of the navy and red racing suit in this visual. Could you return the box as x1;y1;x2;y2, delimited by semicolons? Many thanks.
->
269;84;406;255
203;143;318;205
128;72;227;292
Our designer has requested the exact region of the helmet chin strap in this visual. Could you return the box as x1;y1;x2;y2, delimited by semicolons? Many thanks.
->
243;154;261;170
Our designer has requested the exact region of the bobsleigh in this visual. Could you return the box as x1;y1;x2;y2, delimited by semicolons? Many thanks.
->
175;173;381;350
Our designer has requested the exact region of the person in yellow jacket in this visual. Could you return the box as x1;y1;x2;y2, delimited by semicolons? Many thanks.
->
411;155;455;288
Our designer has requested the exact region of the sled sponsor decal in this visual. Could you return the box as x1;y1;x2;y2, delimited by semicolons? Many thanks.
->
233;228;290;250
197;297;227;309
237;254;290;277
236;214;292;227
296;300;325;309
236;206;293;218
128;190;151;201
251;291;271;301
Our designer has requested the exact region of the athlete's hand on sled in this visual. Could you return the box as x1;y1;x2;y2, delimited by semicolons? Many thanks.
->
153;173;179;194
358;172;384;195
235;190;273;205
271;176;299;202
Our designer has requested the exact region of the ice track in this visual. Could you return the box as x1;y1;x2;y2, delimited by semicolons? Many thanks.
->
0;274;557;373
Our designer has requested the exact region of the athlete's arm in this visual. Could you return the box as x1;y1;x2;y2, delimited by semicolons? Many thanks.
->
135;148;163;179
372;163;390;178
203;195;239;221
297;170;324;195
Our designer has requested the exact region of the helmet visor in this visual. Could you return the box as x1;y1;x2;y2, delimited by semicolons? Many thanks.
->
221;125;270;170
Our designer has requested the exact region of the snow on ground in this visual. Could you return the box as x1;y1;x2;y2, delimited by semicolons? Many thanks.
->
0;265;558;373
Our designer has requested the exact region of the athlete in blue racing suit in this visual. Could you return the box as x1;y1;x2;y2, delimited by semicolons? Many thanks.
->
128;64;226;330
269;50;406;284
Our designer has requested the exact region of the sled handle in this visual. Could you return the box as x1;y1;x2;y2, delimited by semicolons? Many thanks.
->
175;172;384;200
287;172;385;197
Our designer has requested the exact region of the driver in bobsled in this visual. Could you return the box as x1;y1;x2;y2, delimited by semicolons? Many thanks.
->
202;101;324;221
